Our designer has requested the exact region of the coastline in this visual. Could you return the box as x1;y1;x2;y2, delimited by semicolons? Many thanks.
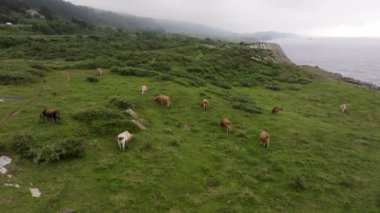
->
251;42;380;90
299;65;380;90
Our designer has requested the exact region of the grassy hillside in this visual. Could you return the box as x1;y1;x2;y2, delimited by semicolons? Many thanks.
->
1;19;380;212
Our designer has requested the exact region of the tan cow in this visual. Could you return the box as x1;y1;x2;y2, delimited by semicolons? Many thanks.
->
154;95;171;107
259;131;270;148
202;99;209;110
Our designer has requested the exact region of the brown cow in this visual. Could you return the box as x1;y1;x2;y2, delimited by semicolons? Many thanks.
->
40;108;61;123
271;106;282;115
201;99;209;110
220;118;232;133
154;95;171;107
259;131;270;148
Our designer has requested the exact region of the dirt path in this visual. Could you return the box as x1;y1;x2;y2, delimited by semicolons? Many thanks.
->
0;71;71;126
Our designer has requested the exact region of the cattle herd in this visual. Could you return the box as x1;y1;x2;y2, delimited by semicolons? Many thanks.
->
40;70;350;151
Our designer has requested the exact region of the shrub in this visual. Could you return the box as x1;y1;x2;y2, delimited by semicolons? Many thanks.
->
72;109;121;124
289;176;306;191
286;78;312;85
29;140;84;164
26;69;46;77
30;64;51;72
232;103;263;114
229;94;263;114
287;85;302;91
0;143;5;152
156;74;173;81
186;66;204;73
210;80;232;89
86;76;99;83
238;79;258;87
11;134;34;157
264;84;281;91
91;120;140;137
0;72;38;85
111;66;157;77
109;96;135;110
151;61;171;72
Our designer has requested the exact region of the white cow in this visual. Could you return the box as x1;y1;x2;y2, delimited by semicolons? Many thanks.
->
116;131;133;151
340;104;348;113
140;85;148;95
96;68;103;76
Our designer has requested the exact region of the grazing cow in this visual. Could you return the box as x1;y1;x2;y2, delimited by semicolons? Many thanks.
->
271;106;282;115
340;104;348;113
116;131;133;151
96;68;103;76
202;99;209;110
259;131;270;148
220;118;232;133
140;85;148;95
154;95;171;107
40;108;61;123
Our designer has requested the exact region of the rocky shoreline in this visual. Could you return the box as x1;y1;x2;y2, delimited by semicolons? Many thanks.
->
301;65;380;90
250;42;379;90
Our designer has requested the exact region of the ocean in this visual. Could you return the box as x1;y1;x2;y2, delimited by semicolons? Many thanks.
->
270;37;380;86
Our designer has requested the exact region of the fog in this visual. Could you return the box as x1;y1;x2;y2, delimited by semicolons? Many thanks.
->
66;0;380;37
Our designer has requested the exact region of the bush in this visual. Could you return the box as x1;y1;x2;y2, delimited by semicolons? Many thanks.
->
232;103;263;114
0;143;5;152
264;84;281;91
30;64;51;72
86;76;99;83
186;66;204;73
289;176;306;191
72;109;121;124
26;69;46;77
111;66;157;77
29;140;84;164
229;94;262;114
210;80;232;89
0;72;38;85
109;96;135;110
11;134;34;157
156;74;173;81
91;120;140;136
287;85;302;91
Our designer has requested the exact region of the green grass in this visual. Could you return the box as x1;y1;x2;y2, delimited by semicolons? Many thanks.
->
0;68;379;212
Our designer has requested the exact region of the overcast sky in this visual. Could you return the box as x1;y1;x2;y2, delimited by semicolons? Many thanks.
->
66;0;380;37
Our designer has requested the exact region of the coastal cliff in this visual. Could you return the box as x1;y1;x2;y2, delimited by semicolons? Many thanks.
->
249;42;292;63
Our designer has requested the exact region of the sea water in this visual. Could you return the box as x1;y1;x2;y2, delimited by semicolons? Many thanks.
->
271;37;380;86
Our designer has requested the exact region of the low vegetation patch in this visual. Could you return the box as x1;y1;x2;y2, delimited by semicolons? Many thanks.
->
111;66;158;77
72;109;122;124
86;76;99;83
230;94;263;114
91;120;140;136
11;134;84;164
108;96;135;110
28;140;84;164
0;71;39;85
